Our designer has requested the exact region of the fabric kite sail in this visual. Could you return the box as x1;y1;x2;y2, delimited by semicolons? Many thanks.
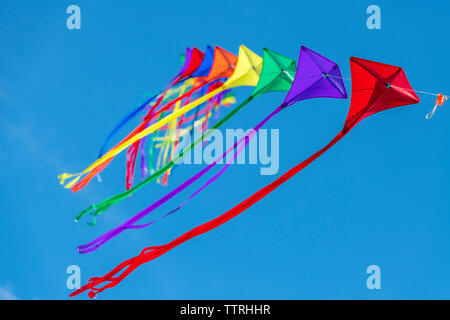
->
172;47;205;85
70;46;350;297
74;46;297;225
59;46;238;191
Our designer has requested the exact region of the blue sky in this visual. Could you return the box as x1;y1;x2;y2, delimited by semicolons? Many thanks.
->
0;0;449;300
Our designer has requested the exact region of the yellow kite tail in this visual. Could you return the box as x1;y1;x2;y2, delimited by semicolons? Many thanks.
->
58;86;225;188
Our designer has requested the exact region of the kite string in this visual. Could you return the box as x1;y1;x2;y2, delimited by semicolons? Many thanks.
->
325;73;446;97
325;73;448;119
324;74;352;81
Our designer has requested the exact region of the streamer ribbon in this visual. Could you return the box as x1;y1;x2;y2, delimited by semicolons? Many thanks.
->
72;51;424;299
74;46;293;223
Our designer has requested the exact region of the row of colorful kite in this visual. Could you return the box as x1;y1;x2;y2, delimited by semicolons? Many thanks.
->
61;44;447;298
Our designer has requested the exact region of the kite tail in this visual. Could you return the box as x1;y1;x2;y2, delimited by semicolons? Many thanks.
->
71;160;112;192
71;82;215;192
139;135;149;180
69;119;151;192
125;142;140;190
127;82;192;189
77;104;282;254
159;129;255;218
69;244;163;298
157;85;195;185
97;94;158;159
71;130;346;299
63;82;209;192
162;113;186;184
74;96;253;223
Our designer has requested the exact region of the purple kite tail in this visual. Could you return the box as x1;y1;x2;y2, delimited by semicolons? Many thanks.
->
77;104;284;254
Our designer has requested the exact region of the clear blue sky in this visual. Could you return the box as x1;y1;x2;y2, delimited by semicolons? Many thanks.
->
0;0;449;300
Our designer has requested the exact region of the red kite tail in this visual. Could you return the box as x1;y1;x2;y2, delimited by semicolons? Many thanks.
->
71;130;346;298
